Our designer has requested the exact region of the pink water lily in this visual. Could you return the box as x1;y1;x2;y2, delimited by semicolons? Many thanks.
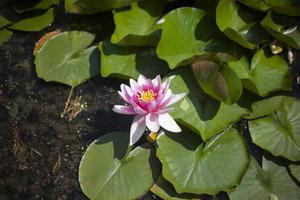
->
113;75;185;145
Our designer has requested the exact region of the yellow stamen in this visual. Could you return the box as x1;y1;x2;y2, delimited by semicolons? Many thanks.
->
147;132;158;143
138;90;156;102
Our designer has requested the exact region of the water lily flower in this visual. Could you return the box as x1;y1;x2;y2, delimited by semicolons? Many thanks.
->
113;75;185;145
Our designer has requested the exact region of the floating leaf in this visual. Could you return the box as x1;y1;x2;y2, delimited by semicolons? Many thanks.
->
156;127;249;195
169;67;248;141
228;50;291;96
248;96;300;161
266;0;300;16
8;8;54;32
111;0;164;46
99;41;169;80
229;157;300;200
13;0;59;13
216;0;270;49
0;28;12;45
35;31;99;87
65;0;136;14
289;164;300;182
151;176;202;200
156;7;212;69
33;30;61;55
79;132;160;200
261;12;300;49
237;0;270;11
192;61;242;104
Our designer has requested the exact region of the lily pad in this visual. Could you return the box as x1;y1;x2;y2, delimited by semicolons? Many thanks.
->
8;8;54;32
0;28;12;45
216;0;270;49
99;41;169;80
79;132;160;200
228;50;291;96
229;157;300;200
261;12;300;49
156;127;249;195
169;67;248;141
150;176;202;200
248;96;300;161
35;31;99;87
192;61;242;104
111;0;164;46
156;7;214;69
65;0;136;14
289;164;300;182
13;0;59;13
237;0;270;11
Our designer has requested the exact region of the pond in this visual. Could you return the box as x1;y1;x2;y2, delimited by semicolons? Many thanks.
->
1;0;300;200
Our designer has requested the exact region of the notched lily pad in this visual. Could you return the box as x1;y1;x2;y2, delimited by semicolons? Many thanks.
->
229;157;300;200
35;31;99;87
156;127;249;195
169;67;248;141
228;49;291;96
248;96;300;161
79;132;160;200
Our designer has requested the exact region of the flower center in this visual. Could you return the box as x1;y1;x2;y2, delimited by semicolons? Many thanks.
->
138;90;157;102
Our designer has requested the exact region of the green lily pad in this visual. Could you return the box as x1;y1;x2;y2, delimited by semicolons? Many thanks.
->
237;0;270;11
99;41;169;80
169;67;248;141
150;176;202;200
289;164;300;182
8;8;54;32
192;61;242;104
65;0;136;14
228;50;291;96
156;127;249;195
111;0;164;46
0;28;12;45
248;96;300;161
156;7;214;69
13;0;59;13
266;0;300;16
229;157;300;200
216;0;270;49
79;132;160;200
35;31;99;87
261;12;300;49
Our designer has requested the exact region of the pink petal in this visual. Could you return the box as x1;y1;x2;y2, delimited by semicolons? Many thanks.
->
164;93;185;107
129;79;140;92
120;84;134;102
158;113;181;132
118;91;130;104
152;75;161;90
138;75;147;86
160;76;174;93
145;113;159;132
129;99;148;114
113;105;136;115
159;89;173;106
130;115;146;145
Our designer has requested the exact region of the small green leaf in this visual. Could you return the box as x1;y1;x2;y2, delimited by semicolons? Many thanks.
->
8;8;54;32
248;96;300;161
13;0;59;13
229;157;300;200
156;7;212;69
111;0;164;46
0;15;12;29
237;0;270;11
35;31;99;87
169;67;248;141
216;0;270;49
261;12;300;49
65;0;137;14
150;176;202;200
228;50;291;96
0;28;12;45
289;164;300;182
192;61;242;104
266;0;300;16
156;127;249;195
79;132;160;200
99;41;169;80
